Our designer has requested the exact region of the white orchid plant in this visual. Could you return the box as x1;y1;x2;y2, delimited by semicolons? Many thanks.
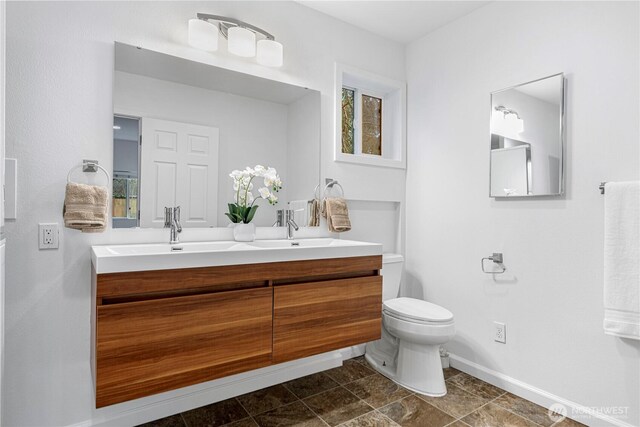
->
226;165;282;224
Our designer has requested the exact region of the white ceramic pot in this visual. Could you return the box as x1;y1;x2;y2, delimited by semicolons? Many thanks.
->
233;222;256;242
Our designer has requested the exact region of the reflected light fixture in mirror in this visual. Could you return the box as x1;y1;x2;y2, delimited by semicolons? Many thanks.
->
493;105;524;134
188;13;283;67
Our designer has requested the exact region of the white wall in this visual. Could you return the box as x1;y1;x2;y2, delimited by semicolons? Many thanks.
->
115;71;290;226
4;1;405;426
406;2;639;426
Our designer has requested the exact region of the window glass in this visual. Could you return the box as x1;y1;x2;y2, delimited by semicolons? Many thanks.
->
341;87;355;154
112;178;127;218
361;94;382;156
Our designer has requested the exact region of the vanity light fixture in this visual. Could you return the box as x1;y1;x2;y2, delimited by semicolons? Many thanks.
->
188;13;283;67
494;105;524;133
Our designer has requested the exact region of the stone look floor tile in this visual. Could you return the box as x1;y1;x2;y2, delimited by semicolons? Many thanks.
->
253;401;326;427
337;410;399;427
236;384;298;416
494;393;556;427
443;368;463;380
182;398;249;427
304;387;374;426
343;374;411;408
462;402;540;427
136;414;186;427
378;395;456;427
222;418;259;427
447;373;506;400
352;356;367;365
417;384;491;419
446;421;471;427
552;417;588;427
324;359;375;385
283;372;339;399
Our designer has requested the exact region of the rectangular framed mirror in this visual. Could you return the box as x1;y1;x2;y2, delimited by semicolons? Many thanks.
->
112;42;321;228
489;73;565;198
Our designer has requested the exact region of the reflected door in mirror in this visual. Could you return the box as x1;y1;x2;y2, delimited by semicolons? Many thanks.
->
140;118;219;228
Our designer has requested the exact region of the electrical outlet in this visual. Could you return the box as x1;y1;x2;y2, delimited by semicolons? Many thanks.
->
39;223;59;249
494;322;506;344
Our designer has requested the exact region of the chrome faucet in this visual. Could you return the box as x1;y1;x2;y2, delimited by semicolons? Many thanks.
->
164;206;182;244
273;209;299;240
284;209;299;240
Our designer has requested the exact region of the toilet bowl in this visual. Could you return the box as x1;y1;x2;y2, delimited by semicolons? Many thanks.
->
365;254;455;396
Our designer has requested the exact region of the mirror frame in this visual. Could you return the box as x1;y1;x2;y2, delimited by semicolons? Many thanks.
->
489;72;566;198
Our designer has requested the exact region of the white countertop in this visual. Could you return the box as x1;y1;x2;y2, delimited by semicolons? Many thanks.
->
91;238;383;274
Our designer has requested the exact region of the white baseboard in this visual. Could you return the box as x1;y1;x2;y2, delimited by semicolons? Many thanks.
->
70;351;344;427
449;354;636;427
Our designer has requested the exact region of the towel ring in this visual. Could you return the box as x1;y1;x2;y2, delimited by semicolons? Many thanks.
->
67;160;111;184
323;180;344;198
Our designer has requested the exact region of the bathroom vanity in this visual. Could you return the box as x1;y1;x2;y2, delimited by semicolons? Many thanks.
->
91;239;382;407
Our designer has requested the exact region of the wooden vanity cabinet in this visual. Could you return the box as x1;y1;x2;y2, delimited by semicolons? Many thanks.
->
273;276;382;363
92;255;382;407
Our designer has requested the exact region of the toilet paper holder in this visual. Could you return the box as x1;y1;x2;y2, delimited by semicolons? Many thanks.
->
481;253;507;274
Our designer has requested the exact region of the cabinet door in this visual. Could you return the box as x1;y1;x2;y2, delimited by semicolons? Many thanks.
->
273;276;382;363
96;287;272;407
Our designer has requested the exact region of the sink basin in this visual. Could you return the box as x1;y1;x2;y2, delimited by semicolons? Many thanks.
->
105;241;249;255
92;238;382;274
246;238;347;249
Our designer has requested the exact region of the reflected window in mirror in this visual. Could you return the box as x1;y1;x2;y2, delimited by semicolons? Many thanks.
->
489;73;565;198
112;115;141;228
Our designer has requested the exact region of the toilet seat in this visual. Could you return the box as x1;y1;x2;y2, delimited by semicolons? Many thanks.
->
383;297;454;324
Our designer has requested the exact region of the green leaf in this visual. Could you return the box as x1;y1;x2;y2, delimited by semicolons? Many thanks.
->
225;212;238;223
245;205;259;223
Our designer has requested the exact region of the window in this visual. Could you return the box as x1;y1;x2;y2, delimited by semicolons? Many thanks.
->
336;63;406;169
342;88;383;157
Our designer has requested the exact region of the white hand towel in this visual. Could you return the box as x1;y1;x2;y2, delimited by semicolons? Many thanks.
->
603;181;640;339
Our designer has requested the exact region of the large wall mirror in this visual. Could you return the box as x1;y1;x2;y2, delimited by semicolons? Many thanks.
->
489;73;565;197
112;42;321;228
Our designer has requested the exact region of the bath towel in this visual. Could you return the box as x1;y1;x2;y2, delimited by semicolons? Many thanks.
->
323;197;351;233
603;181;640;339
63;182;109;233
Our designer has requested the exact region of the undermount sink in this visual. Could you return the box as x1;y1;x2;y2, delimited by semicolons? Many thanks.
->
104;241;250;255
246;238;354;249
92;238;382;274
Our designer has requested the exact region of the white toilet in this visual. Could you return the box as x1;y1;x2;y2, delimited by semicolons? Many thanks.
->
365;253;455;396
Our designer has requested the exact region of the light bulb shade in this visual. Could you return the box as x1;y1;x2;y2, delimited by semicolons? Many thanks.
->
256;39;283;67
515;118;524;133
228;26;256;57
188;19;218;51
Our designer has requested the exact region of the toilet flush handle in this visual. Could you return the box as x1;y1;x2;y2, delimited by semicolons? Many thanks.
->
481;253;507;274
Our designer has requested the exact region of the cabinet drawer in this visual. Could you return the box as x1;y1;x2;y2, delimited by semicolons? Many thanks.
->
273;276;382;363
96;287;272;407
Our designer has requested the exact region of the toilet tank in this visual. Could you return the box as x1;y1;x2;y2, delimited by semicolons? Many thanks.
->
381;253;404;302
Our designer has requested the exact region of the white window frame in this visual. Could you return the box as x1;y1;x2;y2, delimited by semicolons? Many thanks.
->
335;63;406;169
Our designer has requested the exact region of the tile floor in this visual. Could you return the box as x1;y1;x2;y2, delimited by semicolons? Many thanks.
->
138;357;586;427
